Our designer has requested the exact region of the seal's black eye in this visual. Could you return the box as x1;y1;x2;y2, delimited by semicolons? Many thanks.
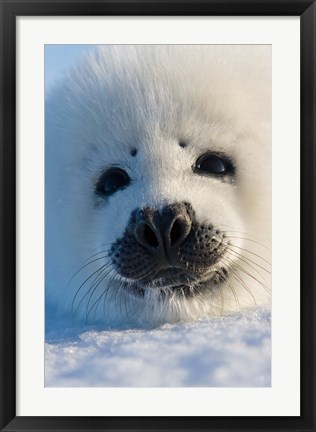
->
96;168;130;197
193;153;235;177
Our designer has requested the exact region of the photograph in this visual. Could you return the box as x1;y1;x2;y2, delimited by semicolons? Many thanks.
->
45;44;272;387
1;1;315;429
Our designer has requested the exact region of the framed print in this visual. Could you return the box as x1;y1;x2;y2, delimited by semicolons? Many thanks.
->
0;1;315;431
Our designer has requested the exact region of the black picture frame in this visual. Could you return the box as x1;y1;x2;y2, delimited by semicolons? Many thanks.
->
0;1;315;431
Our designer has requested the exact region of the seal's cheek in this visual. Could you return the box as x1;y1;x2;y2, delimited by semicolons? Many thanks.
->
182;183;244;237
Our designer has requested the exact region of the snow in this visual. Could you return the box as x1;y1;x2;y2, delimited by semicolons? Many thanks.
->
45;307;271;387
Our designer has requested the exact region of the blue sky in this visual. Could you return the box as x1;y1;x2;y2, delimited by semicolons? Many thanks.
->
45;44;95;91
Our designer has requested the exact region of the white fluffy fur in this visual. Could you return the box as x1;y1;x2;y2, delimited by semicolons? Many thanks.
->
46;45;271;328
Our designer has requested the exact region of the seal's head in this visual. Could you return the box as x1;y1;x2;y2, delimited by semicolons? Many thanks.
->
46;45;271;327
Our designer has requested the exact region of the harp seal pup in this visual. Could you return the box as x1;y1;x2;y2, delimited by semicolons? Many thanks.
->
46;45;271;328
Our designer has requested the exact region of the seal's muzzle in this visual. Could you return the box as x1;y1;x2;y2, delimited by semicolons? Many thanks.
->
110;201;228;292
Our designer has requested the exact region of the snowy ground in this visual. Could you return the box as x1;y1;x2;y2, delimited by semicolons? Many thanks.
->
45;307;271;387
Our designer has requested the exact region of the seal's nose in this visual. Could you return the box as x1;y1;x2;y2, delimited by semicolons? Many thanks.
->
134;203;192;261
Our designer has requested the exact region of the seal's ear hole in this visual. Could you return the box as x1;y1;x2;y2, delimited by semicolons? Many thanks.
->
96;168;130;197
130;148;138;157
178;140;187;148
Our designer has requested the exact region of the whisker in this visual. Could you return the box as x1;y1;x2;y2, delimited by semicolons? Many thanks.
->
103;270;119;319
72;262;112;316
226;247;271;275
228;243;271;266
86;266;115;321
83;265;115;320
222;260;257;306
103;267;117;315
219;282;225;314
225;250;270;293
229;259;271;296
67;253;111;288
115;275;130;322
88;243;114;254
225;235;271;250
124;277;139;323
115;277;127;321
227;280;240;310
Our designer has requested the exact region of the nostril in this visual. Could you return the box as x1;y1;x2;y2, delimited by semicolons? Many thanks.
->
143;224;159;248
170;218;183;247
135;222;160;250
169;216;191;247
